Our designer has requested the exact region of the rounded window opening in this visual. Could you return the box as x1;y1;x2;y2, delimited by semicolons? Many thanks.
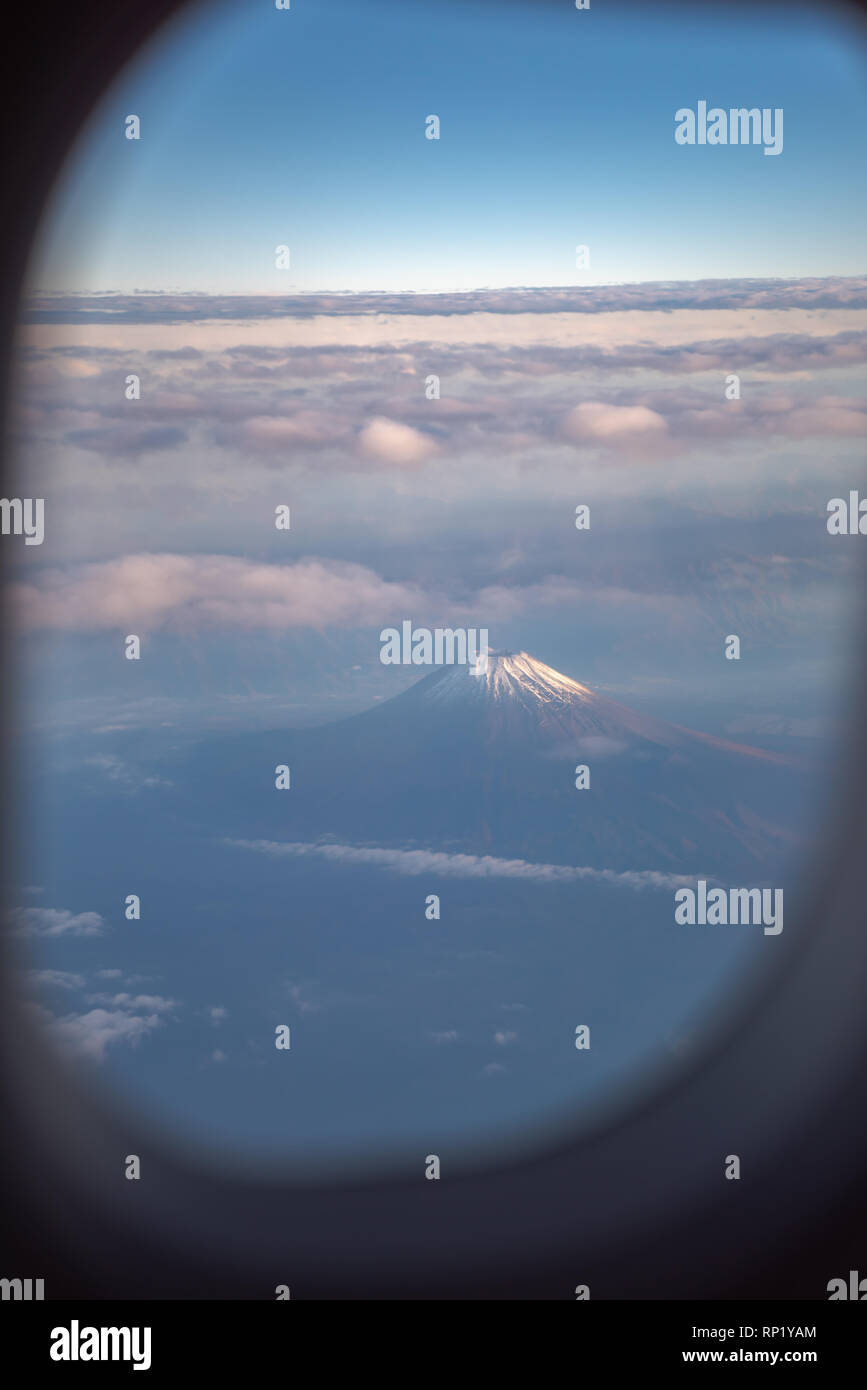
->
7;0;867;1182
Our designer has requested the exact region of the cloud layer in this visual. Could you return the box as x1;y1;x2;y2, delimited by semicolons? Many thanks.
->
22;278;867;324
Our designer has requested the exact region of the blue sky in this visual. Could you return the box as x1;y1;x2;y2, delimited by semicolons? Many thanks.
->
32;0;867;292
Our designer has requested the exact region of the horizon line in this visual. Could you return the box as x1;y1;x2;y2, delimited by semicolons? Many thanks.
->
24;273;867;300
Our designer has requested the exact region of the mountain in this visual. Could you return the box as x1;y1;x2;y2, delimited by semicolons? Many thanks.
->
165;650;807;879
360;649;790;760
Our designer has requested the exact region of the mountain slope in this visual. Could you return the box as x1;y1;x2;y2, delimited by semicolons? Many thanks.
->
378;651;790;762
166;650;807;878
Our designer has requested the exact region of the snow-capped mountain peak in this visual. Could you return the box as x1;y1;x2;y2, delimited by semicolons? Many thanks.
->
403;648;788;762
421;649;596;707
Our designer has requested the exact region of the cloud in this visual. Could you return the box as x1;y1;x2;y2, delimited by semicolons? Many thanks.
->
648;389;867;443
85;753;131;781
359;415;439;465
574;736;628;757
22;278;867;325
208;1005;228;1024
87;992;177;1013
447;330;867;380
494;1030;517;1046
211;1049;226;1063
55;357;103;378
782;399;867;437
84;754;174;790
46;1007;165;1062
286;982;320;1015
24;969;86;990
64;424;187;457
39;990;177;1063
10;554;426;633
431;1029;459;1044
242;412;344;449
16;288;867;512
11;552;609;635
10;906;104;937
562;401;668;446
537;734;631;764
227;839;701;890
147;391;204;416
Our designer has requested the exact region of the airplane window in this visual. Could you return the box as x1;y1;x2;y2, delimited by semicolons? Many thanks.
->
6;0;867;1191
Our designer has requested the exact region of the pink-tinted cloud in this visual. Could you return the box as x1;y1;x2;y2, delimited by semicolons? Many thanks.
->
243;412;344;449
10;554;428;633
562;401;669;446
359;415;439;465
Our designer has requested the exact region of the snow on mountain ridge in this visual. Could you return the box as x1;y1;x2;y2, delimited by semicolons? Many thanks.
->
420;650;596;707
413;647;681;747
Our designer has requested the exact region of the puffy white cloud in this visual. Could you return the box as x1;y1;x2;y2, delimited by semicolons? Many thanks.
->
47;1007;165;1062
10;906;104;937
562;401;668;445
40;992;177;1063
359;415;439;465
